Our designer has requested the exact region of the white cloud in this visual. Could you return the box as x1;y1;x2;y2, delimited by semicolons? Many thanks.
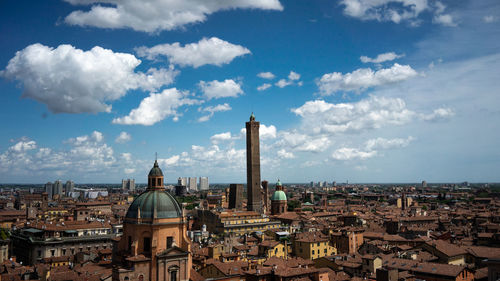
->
199;79;243;100
340;0;429;25
121;152;132;162
198;103;232;122
433;13;457;27
288;71;301;81
277;149;295;159
210;132;233;144
136;37;250;68
1;43;178;114
124;168;136;174
257;72;276;79
277;131;332;152
420;107;455;121
483;15;497;23
340;0;457;26
112;88;200;126
9;140;37;152
292;96;415;135
364;136;414;151
331;147;377;160
260;124;278;140
115;132;132;143
257;83;272;91
316;63;418;95
275;79;292;88
360;52;405;63
0;131;116;176
64;0;283;33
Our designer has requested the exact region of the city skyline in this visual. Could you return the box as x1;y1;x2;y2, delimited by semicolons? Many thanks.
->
1;0;499;183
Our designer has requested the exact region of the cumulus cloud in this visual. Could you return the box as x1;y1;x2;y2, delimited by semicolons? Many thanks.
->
331;147;377;160
257;72;276;79
288;71;301;81
115;131;132;143
63;0;283;33
199;79;243;100
483;15;497;23
0;131;116;176
1;43;178;113
210;132;233;144
340;0;457;26
277;149;295;159
198;103;232;122
136;37;250;68
292;96;416;135
364;136;414;151
433;13;457;27
360;52;405;63
331;136;414;161
275;79;292;88
420;107;455;121
257;83;272;91
276;131;332;152
112;88;200;126
316;63;418;95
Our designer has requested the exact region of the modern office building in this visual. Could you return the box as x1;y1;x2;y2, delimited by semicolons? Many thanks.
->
53;180;63;198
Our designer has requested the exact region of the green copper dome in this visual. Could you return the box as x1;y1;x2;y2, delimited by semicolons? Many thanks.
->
148;160;163;177
271;190;287;201
125;190;182;220
276;179;282;186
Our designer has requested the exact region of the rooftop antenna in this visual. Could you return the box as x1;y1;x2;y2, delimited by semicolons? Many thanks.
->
155;152;158;161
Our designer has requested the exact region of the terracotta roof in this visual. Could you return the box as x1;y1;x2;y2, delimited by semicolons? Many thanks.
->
465;246;500;259
384;258;467;277
424;240;467;257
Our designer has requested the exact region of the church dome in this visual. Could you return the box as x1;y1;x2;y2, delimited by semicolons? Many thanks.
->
271;190;287;201
125;190;182;219
148;160;163;177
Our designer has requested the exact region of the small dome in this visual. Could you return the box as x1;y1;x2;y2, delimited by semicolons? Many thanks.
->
271;190;287;201
276;179;282;186
148;160;163;177
125;190;182;220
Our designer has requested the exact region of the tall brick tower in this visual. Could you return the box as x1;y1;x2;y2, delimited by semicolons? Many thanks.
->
246;113;262;213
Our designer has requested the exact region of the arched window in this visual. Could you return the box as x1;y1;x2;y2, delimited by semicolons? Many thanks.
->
139;275;144;281
124;277;129;281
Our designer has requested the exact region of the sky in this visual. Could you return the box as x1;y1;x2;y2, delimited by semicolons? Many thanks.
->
0;0;499;184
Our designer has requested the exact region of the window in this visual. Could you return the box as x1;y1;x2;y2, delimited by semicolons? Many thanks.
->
144;237;151;253
128;236;132;252
324;249;327;253
317;243;320;247
37;250;41;257
312;250;315;255
167;237;173;249
51;250;55;257
62;249;66;255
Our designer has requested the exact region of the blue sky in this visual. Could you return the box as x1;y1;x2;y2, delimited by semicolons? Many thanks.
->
0;0;499;183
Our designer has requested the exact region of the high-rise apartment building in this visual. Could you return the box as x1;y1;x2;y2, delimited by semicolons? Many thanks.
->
246;113;262;213
199;177;209;191
122;179;135;191
53;180;63;197
178;177;188;186
65;180;75;195
45;182;53;199
188;177;197;191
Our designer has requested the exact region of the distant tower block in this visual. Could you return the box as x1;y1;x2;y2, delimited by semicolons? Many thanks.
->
228;184;243;210
246;113;262;213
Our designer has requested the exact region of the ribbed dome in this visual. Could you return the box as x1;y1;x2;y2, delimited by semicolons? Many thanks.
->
271;190;287;201
125;190;182;220
148;160;163;177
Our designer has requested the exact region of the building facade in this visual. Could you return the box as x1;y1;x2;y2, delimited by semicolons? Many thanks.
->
112;160;192;281
228;184;243;210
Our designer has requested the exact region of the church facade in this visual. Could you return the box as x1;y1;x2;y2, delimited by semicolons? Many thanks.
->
112;160;192;281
